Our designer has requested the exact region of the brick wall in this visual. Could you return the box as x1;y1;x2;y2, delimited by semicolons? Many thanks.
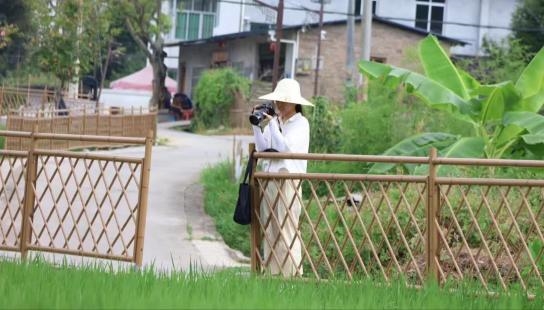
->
295;22;453;103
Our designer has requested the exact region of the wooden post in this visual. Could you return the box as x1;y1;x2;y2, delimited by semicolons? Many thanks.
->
134;130;153;267
249;143;262;273
20;125;38;259
83;108;87;135
426;147;440;283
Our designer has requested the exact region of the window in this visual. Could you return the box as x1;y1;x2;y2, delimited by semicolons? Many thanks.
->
176;0;216;40
354;0;377;16
415;0;445;34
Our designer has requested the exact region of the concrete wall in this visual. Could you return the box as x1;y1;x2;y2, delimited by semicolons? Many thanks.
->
179;37;263;97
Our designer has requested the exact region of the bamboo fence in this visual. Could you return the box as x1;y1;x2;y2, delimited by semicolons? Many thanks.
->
5;106;157;151
249;147;544;295
0;130;153;266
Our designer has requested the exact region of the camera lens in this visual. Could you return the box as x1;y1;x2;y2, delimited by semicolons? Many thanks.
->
249;113;262;126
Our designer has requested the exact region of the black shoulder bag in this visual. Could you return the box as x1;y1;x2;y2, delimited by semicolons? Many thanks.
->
233;154;253;225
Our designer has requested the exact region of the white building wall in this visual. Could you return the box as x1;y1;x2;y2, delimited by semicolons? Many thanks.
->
165;0;521;70
444;0;481;55
215;1;244;35
374;0;415;28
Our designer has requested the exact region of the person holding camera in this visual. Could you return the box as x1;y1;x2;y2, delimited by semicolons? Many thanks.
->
251;78;314;277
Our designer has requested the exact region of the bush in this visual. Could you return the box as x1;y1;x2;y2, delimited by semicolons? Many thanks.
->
308;96;341;154
192;68;250;130
340;80;471;157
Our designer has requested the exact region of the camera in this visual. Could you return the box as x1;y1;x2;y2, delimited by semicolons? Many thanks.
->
249;101;276;125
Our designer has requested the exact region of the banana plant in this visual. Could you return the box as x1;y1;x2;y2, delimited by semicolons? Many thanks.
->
359;35;544;174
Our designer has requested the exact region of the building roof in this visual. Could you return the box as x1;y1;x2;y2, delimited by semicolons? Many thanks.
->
164;15;467;48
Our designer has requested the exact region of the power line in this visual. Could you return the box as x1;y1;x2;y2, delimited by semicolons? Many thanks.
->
218;0;544;33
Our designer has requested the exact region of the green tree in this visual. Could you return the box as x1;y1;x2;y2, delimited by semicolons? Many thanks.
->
358;35;544;173
110;0;172;107
511;0;544;56
30;0;114;90
0;0;33;76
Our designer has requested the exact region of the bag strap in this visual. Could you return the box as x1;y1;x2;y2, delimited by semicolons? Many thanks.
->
242;152;253;183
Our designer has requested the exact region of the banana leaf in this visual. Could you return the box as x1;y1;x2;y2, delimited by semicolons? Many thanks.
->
418;35;469;100
516;46;544;102
368;132;458;174
359;61;476;124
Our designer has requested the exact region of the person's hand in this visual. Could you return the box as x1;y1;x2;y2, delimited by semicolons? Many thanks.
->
262;112;273;120
252;104;264;113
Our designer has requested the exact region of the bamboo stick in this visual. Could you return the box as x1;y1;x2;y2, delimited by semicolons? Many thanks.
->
20;125;38;260
249;143;261;273
34;149;143;163
134;130;153;267
426;147;439;283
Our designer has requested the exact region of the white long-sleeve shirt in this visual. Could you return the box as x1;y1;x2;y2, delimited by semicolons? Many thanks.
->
252;112;310;173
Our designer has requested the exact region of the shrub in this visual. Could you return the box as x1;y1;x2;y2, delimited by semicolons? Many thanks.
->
192;68;250;130
308;96;341;154
340;80;471;157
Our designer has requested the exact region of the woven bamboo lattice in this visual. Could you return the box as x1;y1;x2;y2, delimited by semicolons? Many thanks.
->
0;87;55;115
5;107;157;151
0;151;27;251
250;150;544;294
0;131;152;265
0;86;97;116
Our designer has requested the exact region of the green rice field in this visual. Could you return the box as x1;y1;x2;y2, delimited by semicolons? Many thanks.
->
0;258;542;309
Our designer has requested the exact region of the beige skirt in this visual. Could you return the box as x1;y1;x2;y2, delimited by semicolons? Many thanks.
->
260;169;303;277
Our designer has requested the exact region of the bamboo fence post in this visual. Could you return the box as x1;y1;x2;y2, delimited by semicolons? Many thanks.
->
96;108;100;136
20;125;38;260
249;143;262;273
41;87;46;111
67;112;72;149
426;147;440;283
83;108;87;135
134;130;153;267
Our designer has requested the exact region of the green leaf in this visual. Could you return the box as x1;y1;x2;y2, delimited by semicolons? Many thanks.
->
358;61;475;123
520;134;544;145
519;90;544;112
503;111;544;134
440;137;485;158
414;137;485;176
418;35;469;100
480;87;505;123
516;46;544;100
368;132;459;174
495;124;524;148
458;68;481;94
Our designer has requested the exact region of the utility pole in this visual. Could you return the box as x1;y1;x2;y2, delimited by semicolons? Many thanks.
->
255;0;284;89
359;0;372;100
313;0;325;97
346;0;355;83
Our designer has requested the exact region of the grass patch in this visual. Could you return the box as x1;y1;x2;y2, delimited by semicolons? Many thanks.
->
201;160;250;256
0;258;541;309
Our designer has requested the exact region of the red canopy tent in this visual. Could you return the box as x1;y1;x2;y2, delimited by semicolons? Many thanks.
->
110;65;177;93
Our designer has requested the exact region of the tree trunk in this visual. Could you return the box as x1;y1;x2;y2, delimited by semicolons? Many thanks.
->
149;47;167;109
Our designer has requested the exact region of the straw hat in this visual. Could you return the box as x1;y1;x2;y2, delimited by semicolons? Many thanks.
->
258;78;314;106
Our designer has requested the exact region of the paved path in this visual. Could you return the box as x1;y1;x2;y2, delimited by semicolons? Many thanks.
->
104;122;253;272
